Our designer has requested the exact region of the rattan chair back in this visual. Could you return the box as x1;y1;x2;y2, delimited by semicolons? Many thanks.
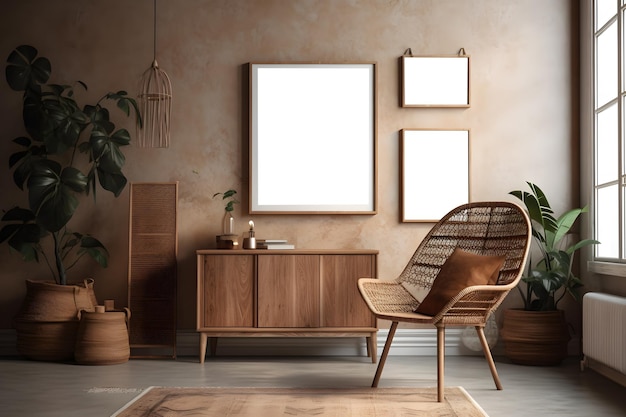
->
397;201;531;293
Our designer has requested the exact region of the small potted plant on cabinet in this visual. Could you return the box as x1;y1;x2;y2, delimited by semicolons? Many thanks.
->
501;182;599;365
213;189;239;249
0;45;141;360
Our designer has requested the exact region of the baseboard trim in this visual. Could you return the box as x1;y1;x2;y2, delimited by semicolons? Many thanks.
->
175;328;482;358
0;328;579;359
0;328;471;358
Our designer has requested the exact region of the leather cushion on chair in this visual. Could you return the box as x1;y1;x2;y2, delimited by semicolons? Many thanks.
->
414;248;506;316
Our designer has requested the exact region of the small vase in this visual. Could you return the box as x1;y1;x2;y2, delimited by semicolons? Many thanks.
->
223;211;235;235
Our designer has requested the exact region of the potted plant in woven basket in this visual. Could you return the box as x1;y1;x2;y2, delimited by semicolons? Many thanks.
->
501;182;599;365
0;45;141;361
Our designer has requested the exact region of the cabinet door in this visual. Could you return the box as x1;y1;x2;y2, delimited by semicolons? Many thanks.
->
198;254;254;327
257;255;320;328
320;254;376;327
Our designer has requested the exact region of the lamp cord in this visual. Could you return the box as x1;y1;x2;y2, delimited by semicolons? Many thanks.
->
153;0;157;62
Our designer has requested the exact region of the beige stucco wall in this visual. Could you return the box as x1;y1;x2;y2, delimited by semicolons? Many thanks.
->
0;0;580;331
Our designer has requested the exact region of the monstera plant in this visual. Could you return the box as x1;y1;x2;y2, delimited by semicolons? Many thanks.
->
0;45;141;286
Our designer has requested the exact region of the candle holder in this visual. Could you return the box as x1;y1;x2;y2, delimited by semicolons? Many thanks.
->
243;220;256;249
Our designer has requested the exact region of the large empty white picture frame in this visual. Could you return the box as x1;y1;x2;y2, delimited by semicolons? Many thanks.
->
401;129;469;222
401;55;470;107
249;63;377;214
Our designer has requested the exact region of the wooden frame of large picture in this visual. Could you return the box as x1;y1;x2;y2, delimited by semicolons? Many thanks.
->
401;129;470;222
249;62;377;214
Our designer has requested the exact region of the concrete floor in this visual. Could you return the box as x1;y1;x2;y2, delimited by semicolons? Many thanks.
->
1;355;625;416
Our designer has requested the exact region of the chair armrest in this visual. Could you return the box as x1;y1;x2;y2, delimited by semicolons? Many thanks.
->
432;284;513;324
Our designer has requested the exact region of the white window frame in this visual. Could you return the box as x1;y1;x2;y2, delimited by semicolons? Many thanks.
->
587;0;626;277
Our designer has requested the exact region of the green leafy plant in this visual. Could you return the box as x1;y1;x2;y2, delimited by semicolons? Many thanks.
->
510;182;599;311
212;189;238;212
0;45;141;285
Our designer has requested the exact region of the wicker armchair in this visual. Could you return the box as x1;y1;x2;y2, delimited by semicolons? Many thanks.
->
358;201;531;402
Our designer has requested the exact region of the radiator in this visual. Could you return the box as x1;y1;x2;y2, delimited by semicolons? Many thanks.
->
581;292;626;386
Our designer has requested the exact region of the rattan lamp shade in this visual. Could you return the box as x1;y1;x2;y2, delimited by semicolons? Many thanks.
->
137;59;171;148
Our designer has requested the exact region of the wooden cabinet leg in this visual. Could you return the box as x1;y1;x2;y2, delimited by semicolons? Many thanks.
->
199;333;207;364
367;332;377;363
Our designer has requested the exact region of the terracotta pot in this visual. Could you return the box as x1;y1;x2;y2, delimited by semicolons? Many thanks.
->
75;308;131;365
13;279;97;361
500;308;570;366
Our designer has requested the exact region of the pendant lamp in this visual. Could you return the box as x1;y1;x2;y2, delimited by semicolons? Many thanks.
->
137;0;172;148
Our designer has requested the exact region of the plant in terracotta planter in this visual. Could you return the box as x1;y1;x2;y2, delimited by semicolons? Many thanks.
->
0;45;141;286
0;45;141;360
501;182;600;365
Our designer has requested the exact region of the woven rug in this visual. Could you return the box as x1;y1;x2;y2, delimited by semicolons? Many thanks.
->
112;387;488;417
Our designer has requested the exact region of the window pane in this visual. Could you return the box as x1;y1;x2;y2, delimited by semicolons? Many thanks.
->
597;184;619;258
597;0;617;29
597;103;618;184
597;21;618;107
623;9;626;88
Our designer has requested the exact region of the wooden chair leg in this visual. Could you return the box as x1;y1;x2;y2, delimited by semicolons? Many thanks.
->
475;326;502;390
436;325;445;402
372;321;398;387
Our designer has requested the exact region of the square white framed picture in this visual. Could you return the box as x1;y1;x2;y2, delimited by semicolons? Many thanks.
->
249;62;377;214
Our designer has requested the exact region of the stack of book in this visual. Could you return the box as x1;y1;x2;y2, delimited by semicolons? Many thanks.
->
256;239;295;250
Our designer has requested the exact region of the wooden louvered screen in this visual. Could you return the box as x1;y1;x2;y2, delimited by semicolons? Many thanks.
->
128;182;178;358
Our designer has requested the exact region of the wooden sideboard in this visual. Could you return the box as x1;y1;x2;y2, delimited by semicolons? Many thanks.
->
196;249;378;363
